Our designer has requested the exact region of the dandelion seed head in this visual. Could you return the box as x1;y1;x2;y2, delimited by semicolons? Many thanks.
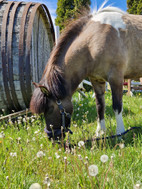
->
10;152;17;157
133;183;141;189
100;154;109;163
78;141;85;147
55;152;60;159
23;118;26;122
119;143;125;149
29;183;42;189
111;153;115;160
17;137;21;141
0;132;5;138
88;165;98;177
36;151;45;158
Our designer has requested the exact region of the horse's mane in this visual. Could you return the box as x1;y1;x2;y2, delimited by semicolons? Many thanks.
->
42;10;91;99
92;0;125;16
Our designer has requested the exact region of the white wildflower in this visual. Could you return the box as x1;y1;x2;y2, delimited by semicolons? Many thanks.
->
17;137;21;141
119;143;125;149
6;176;9;180
36;151;45;158
34;130;40;134
43;175;51;186
23;118;26;122
10;152;17;157
55;152;60;159
0;132;5;138
32;137;36;141
17;120;21;124
78;141;85;147
18;116;22;120
133;183;141;189
64;156;67;160
111;153;115;160
31;118;35;122
29;183;42;189
88;165;98;177
100;155;109;163
73;124;77;128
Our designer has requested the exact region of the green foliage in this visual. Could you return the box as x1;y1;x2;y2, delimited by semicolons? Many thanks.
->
0;91;142;188
127;0;142;14
55;0;91;31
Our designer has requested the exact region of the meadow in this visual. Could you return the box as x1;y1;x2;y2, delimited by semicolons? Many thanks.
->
0;90;142;189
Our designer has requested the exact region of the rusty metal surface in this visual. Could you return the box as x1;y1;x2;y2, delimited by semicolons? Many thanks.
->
19;2;32;108
7;1;22;111
1;1;14;110
25;3;41;104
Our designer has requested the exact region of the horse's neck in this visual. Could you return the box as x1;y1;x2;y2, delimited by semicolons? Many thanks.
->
64;43;90;96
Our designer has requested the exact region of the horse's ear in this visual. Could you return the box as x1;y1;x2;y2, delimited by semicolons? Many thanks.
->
32;82;49;96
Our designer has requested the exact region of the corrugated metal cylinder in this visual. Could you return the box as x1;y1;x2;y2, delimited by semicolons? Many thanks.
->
0;0;55;111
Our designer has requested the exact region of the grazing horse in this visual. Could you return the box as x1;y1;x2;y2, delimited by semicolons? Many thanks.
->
30;5;142;138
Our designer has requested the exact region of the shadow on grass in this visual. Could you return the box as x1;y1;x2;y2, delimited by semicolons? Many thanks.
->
83;127;142;150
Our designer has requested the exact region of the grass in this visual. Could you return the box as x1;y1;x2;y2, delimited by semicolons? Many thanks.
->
0;91;142;189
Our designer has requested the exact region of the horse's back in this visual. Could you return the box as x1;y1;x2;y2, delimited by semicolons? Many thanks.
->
86;12;142;79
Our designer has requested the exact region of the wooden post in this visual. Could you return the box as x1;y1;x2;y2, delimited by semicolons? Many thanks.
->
127;79;131;96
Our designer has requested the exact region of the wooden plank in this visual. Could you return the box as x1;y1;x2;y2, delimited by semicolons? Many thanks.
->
0;109;31;121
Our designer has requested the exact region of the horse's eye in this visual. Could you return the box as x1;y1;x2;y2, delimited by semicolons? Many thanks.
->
47;106;54;114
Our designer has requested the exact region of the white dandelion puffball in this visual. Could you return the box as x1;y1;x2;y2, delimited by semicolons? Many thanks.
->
36;151;45;158
78;141;85;147
133;182;142;189
10;152;17;157
100;154;109;163
119;143;125;149
29;183;42;189
88;165;98;176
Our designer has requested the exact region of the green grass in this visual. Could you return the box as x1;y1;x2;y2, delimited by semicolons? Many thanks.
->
0;91;142;189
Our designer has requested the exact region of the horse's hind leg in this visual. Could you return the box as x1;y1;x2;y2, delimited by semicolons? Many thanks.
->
90;80;106;136
109;77;125;134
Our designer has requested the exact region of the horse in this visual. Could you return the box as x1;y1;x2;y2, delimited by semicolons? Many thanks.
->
30;5;142;139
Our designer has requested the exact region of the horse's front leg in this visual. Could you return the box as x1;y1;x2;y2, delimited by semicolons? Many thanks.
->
90;80;106;136
109;77;125;134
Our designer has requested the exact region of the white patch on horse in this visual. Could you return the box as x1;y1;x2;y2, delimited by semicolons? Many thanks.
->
96;119;106;137
92;7;126;37
115;111;125;134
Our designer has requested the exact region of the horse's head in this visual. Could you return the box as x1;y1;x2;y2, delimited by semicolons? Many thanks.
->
30;82;73;139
